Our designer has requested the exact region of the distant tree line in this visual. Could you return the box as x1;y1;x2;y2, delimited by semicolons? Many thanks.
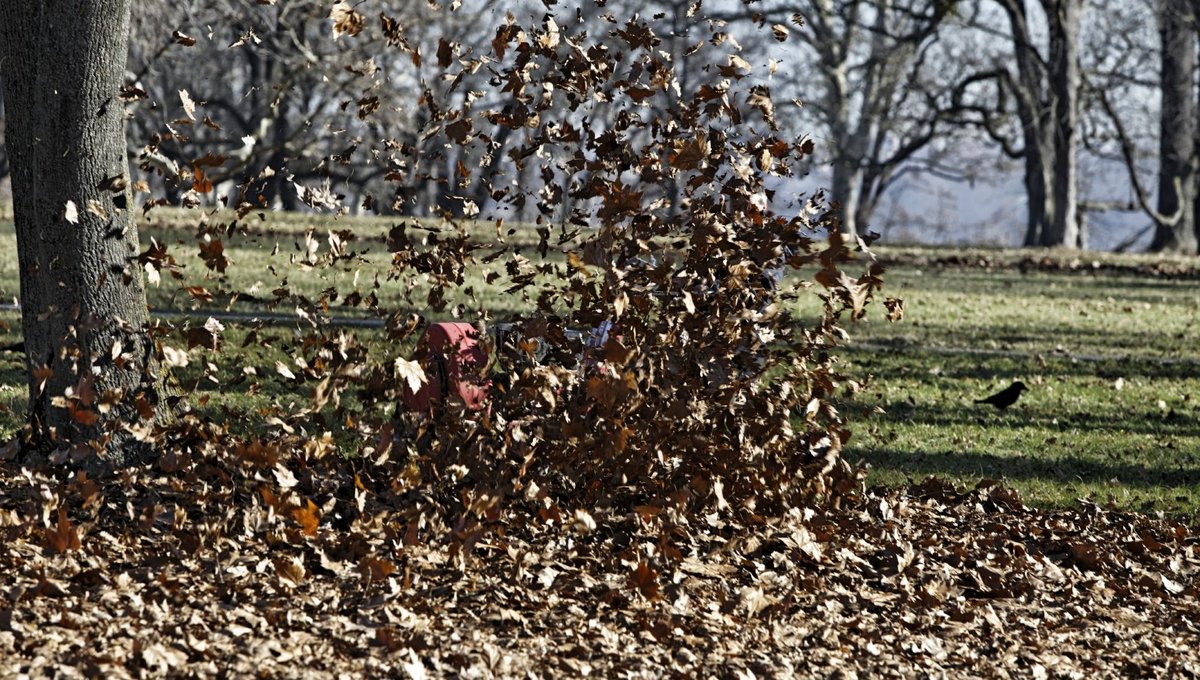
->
0;0;1198;253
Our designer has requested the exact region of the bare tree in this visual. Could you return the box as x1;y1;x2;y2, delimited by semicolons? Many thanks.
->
1149;0;1196;251
126;0;486;215
1079;0;1196;253
716;1;963;237
952;0;1086;248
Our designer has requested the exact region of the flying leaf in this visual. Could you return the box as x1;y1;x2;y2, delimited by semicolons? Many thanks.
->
291;499;320;537
275;361;297;381
179;89;196;120
69;402;99;426
44;508;81;554
628;561;660;599
539;17;560;49
331;1;365;38
85;200;107;220
395;358;427;393
161;345;189;368
273;465;299;489
32;365;52;395
361;555;395;582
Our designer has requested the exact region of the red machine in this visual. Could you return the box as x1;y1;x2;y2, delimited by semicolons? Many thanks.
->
401;322;491;413
400;320;617;414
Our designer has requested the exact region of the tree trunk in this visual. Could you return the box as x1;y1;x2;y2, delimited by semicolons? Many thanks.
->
1151;0;1198;253
1020;137;1052;247
1002;1;1052;247
0;0;160;466
1002;0;1084;248
1042;0;1083;248
830;154;863;236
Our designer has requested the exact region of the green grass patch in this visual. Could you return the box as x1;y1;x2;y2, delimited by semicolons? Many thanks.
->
841;261;1200;517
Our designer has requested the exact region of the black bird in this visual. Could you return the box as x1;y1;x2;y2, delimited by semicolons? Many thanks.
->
975;381;1028;410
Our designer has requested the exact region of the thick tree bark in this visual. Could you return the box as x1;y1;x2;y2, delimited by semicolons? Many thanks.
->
826;60;864;236
1018;126;1052;247
1150;0;1198;253
1002;1;1052;247
1043;0;1082;248
829;152;863;236
0;0;160;466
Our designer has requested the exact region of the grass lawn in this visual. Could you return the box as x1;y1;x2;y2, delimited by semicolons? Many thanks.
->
841;264;1200;516
1;212;1199;515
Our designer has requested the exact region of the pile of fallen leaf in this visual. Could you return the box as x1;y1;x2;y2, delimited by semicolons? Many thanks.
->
1;458;1197;676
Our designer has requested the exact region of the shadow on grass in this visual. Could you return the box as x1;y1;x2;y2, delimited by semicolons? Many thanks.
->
890;268;1200;304
849;447;1200;490
843;345;1200;382
852;321;1196;361
845;397;1200;438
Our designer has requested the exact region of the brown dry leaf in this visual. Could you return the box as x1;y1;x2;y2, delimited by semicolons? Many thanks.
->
331;1;364;38
628;562;660;599
361;555;396;582
44;508;81;554
292;499;320;537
